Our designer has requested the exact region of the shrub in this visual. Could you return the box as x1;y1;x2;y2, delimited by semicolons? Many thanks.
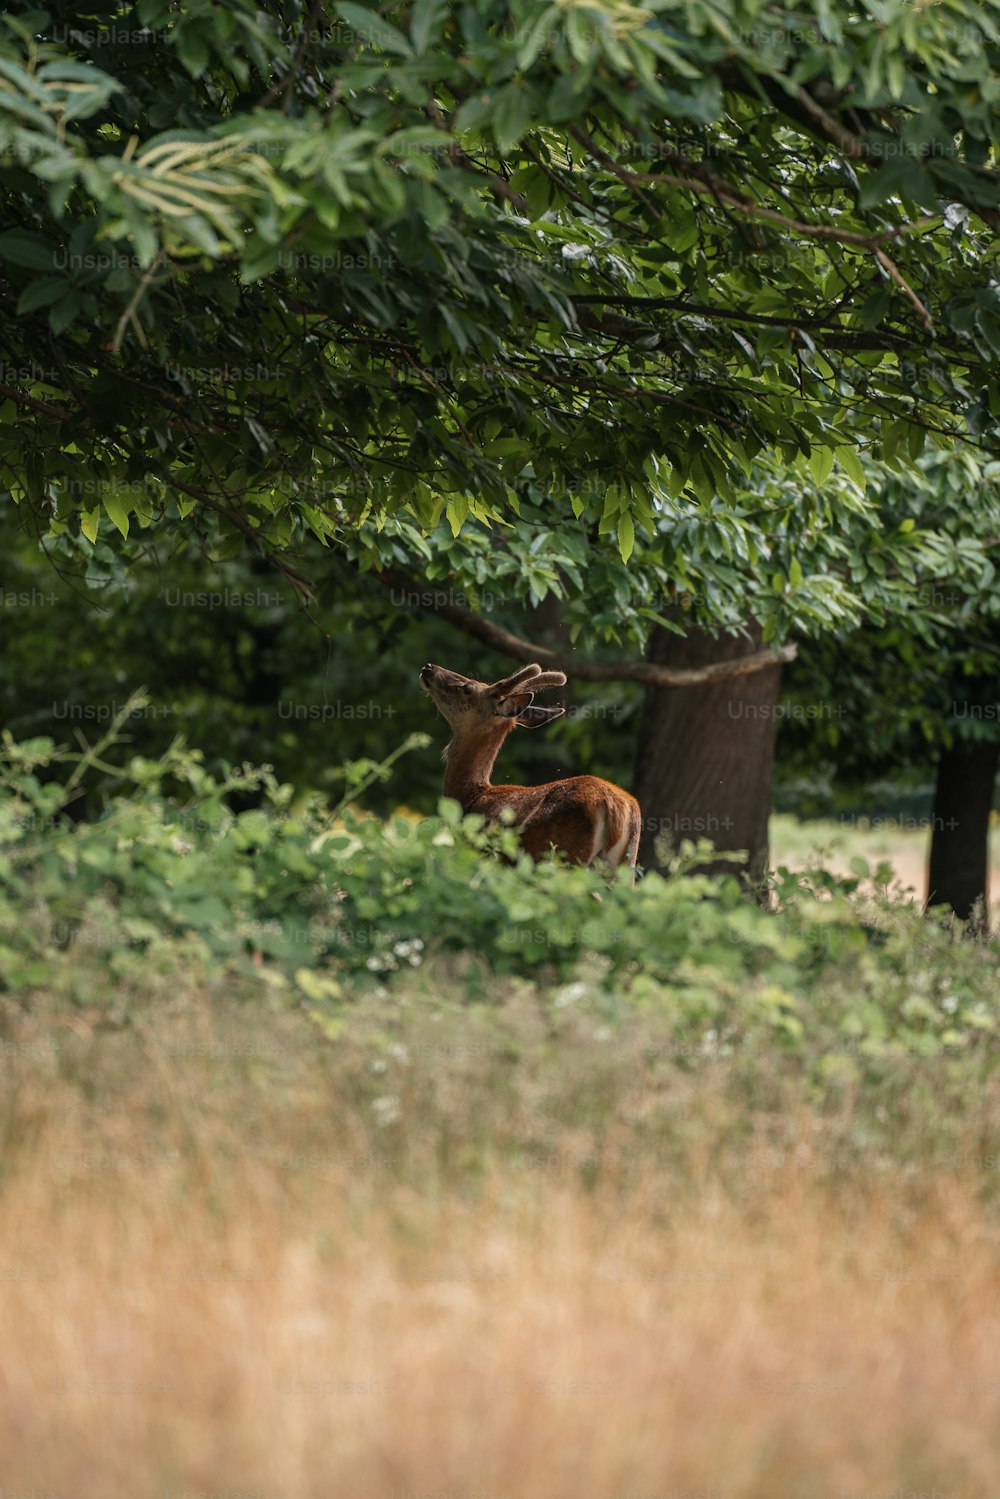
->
1;711;998;1083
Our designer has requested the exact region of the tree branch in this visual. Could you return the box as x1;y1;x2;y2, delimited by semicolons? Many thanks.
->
718;68;1000;234
0;383;73;420
569;125;940;252
569;295;928;351
873;246;934;329
370;568;794;686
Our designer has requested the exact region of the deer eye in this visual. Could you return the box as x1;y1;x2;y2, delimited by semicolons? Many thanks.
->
462;684;473;695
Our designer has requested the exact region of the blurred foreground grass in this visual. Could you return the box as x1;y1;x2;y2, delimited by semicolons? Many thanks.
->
3;945;1000;1498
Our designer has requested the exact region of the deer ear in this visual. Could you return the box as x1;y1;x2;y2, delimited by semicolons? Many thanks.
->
496;690;534;719
516;705;565;729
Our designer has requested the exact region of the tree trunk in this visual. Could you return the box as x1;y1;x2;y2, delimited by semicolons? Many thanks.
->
521;594;578;781
633;620;783;886
927;738;999;930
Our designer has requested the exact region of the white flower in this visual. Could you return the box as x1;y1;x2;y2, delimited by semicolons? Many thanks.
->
393;938;424;966
372;1095;400;1126
554;981;587;1009
365;954;397;972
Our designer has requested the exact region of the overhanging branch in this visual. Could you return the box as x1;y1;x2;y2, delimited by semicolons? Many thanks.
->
370;568;794;686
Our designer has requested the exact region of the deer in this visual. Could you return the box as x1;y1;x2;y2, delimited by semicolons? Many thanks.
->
419;661;641;871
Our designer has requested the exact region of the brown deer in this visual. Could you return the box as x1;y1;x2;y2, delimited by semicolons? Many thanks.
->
419;661;641;870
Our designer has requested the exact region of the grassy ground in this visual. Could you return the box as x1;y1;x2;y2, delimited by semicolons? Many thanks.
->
771;812;1000;910
3;931;1000;1498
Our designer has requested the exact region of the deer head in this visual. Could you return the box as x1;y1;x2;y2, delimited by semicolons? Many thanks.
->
419;662;567;732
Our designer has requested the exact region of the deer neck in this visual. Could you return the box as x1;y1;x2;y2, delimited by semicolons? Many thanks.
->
442;720;512;805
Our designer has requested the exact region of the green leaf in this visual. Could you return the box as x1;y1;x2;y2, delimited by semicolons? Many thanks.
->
410;0;445;53
102;488;131;538
858;154;936;212
80;508;99;544
886;53;907;102
446;495;469;536
174;25;210;79
837;447;866;490
546;64;593;121
517;7;558;69
808;447;835;485
0;230;52;271
492;83;533;155
336;3;414;56
566;8;596;65
618;511;635;564
48;291;84;336
16;276;67;314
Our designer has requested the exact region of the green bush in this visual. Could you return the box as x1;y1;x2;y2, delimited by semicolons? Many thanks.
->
1;714;999;1087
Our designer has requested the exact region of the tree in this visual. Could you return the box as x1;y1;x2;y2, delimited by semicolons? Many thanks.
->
5;0;1000;874
352;453;998;877
3;0;1000;558
778;449;1000;921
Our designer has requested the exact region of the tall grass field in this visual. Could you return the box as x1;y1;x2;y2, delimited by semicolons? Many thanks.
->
2;736;999;1495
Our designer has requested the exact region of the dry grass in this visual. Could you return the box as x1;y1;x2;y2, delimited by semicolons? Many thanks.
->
3;1143;1000;1498
2;992;1000;1499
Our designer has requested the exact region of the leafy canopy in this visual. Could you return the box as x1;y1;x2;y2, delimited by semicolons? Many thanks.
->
2;0;1000;599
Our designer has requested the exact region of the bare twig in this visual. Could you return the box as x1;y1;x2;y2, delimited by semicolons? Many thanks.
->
111;250;168;355
873;246;934;329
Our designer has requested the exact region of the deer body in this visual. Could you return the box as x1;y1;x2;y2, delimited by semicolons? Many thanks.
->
421;662;641;870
